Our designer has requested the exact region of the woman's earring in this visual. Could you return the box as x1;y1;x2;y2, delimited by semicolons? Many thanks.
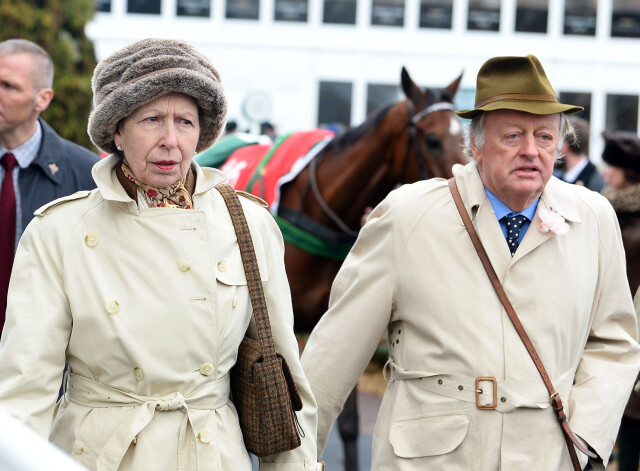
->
116;145;123;151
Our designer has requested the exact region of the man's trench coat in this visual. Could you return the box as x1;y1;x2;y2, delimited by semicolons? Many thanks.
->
0;155;322;471
301;162;640;470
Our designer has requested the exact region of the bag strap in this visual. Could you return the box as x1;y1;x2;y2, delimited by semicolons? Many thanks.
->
447;178;596;469
216;183;277;360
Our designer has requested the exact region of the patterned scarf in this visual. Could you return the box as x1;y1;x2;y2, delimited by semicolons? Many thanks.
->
120;162;193;209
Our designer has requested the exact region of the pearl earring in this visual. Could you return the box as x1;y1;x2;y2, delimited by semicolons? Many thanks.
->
116;145;123;151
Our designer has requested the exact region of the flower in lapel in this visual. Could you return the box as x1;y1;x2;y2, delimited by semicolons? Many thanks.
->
538;207;569;235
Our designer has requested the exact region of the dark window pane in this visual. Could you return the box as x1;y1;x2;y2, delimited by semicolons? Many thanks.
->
612;0;640;38
128;0;161;14
177;0;211;16
564;0;597;35
468;0;500;31
226;0;260;19
323;0;357;24
367;84;402;117
515;0;548;33
606;94;639;132
275;0;308;21
371;0;404;27
95;0;111;12
559;92;592;121
419;0;453;29
318;81;352;128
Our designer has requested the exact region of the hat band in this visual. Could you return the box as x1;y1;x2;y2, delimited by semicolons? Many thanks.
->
475;93;558;109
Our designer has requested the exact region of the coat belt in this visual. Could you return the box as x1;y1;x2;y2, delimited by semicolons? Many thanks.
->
64;372;231;471
384;359;574;413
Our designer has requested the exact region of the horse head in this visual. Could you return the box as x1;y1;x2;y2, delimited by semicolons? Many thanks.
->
395;67;468;183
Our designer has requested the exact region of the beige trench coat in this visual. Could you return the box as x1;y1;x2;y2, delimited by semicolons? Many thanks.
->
302;162;640;470
0;155;322;471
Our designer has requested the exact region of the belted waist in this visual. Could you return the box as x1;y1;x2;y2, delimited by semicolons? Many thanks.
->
65;372;231;471
384;359;574;413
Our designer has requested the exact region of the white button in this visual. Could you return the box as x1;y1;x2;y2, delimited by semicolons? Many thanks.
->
85;234;99;247
105;300;120;314
198;430;211;443
199;362;213;376
179;261;191;272
73;441;85;454
133;367;144;382
217;261;226;272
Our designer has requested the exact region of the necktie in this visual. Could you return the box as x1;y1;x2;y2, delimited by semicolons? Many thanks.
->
503;214;528;256
1;152;17;325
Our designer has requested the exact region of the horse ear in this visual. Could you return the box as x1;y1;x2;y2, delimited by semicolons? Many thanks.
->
401;67;422;103
445;71;464;98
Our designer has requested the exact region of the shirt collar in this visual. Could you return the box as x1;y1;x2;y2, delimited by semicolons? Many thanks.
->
484;186;539;220
0;121;42;168
562;157;589;183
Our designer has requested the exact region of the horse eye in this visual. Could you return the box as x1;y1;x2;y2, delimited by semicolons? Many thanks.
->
424;135;442;149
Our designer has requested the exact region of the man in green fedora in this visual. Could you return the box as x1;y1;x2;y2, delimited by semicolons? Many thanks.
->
301;54;640;470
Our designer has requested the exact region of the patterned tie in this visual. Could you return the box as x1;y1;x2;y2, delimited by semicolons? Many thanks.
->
503;214;528;256
0;152;17;325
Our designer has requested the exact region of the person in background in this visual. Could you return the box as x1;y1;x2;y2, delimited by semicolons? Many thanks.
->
600;130;640;471
260;121;277;141
554;116;604;191
0;38;323;471
301;54;640;470
0;39;98;328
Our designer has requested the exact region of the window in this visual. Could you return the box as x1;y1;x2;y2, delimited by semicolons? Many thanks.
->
367;84;402;117
318;81;352;128
177;0;211;17
564;0;597;35
371;0;405;27
226;0;260;19
323;0;357;24
275;0;308;21
127;0;161;14
515;0;548;33
468;0;500;31
95;0;111;12
606;94;639;132
419;0;453;29
612;0;640;38
559;92;592;122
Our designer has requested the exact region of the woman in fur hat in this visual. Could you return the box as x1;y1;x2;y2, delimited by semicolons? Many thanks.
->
602;130;640;471
0;39;323;471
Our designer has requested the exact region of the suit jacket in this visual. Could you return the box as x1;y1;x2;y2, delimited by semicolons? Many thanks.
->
301;162;640;470
17;119;98;234
573;160;605;192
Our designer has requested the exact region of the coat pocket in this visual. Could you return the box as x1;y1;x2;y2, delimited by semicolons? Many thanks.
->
389;414;470;458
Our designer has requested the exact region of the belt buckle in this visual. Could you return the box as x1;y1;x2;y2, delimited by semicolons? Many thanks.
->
475;376;497;410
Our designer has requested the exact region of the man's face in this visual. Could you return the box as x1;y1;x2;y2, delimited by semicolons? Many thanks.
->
0;53;46;144
472;109;561;211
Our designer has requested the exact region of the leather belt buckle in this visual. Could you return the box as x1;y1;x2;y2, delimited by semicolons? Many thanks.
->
475;376;497;410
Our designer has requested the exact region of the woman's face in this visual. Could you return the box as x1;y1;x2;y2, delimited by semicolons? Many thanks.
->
602;165;628;190
114;93;200;188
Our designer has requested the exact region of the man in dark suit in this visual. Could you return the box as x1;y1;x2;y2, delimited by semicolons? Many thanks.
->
555;116;605;191
0;39;98;328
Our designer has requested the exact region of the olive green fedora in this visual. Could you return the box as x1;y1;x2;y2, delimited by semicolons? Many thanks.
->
456;54;583;119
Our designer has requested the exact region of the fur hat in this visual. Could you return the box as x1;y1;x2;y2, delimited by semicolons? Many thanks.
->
601;130;640;175
88;38;227;154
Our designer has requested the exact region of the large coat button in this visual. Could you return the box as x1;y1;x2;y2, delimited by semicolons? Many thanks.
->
199;362;214;376
217;261;226;272
105;300;120;314
179;261;191;272
133;368;144;382
85;234;99;247
198;430;211;443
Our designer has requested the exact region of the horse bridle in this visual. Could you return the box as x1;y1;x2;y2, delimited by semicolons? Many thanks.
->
399;99;457;181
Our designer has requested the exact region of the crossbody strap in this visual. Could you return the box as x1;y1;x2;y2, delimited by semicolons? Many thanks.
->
447;178;596;469
216;183;277;360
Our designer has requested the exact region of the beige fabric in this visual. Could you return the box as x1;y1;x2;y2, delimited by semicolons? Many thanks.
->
0;154;322;471
302;162;640;470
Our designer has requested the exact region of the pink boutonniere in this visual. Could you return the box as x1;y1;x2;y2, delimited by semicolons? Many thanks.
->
539;207;569;235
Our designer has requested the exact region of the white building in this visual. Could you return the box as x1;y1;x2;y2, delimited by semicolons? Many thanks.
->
86;0;640;163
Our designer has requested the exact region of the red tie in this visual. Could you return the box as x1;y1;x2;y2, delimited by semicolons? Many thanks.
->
0;152;17;327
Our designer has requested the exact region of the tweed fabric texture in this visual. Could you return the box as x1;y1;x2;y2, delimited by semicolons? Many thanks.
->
88;38;227;155
216;183;302;457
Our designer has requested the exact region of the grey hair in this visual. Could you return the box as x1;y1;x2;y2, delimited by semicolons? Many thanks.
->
0;39;54;90
463;112;575;164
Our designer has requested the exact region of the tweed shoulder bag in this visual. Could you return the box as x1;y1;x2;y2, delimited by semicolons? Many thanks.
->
216;183;303;457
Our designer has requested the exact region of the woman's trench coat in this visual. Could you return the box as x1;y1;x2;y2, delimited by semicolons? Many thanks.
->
0;155;322;471
302;162;640;470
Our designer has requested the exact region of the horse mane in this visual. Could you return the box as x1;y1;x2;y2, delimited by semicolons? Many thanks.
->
322;103;396;154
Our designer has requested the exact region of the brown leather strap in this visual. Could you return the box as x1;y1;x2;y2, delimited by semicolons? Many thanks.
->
216;183;278;360
448;178;596;469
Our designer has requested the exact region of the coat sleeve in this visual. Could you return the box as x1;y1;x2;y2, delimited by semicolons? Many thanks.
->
0;213;72;437
245;205;323;471
300;191;400;456
569;201;640;467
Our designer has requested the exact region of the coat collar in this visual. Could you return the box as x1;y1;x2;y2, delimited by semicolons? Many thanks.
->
93;154;228;205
